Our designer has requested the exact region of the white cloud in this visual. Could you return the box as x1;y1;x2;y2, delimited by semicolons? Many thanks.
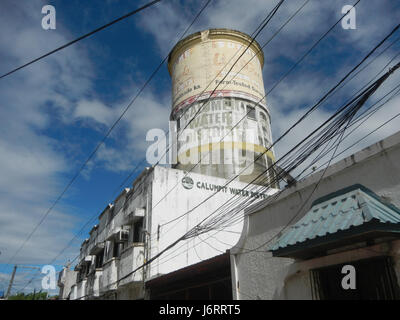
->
135;0;400;181
92;91;170;172
1;0;400;294
0;0;94;273
74;100;116;127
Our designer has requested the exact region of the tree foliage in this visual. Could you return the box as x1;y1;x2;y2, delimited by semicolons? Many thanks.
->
7;291;49;300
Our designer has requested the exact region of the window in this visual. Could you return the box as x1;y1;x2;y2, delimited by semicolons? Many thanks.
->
104;241;110;260
262;126;268;137
224;99;232;107
95;250;104;269
260;112;267;122
311;256;400;300
240;102;245;113
133;217;144;243
85;262;91;276
112;241;120;258
262;126;270;146
246;105;256;120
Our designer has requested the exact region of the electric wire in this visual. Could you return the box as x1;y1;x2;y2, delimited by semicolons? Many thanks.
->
40;0;287;277
149;0;364;235
141;0;314;241
214;78;398;252
113;0;291;195
157;20;400;230
21;1;400;296
10;0;214;291
114;58;400;286
0;0;164;79
148;81;400;269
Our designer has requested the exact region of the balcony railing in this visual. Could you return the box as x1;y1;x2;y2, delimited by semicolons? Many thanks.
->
75;279;87;300
70;284;77;300
118;243;145;287
100;258;118;294
125;208;145;224
87;269;103;298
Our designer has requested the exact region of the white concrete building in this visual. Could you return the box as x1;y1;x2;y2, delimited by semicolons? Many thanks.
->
58;25;400;300
58;28;282;300
61;166;277;300
231;130;400;300
58;266;77;300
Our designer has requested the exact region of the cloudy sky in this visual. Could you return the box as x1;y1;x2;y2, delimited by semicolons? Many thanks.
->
0;0;399;295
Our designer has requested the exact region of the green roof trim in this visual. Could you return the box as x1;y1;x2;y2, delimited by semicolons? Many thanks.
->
270;184;400;257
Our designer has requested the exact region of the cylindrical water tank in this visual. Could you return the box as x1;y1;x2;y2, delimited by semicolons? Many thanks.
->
168;29;277;187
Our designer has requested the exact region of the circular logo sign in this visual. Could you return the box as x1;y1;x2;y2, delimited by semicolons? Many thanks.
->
181;176;194;190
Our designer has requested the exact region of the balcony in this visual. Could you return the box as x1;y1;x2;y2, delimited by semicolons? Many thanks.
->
125;208;145;224
75;279;87;300
118;243;145;287
58;268;66;287
89;242;105;256
87;269;103;298
100;258;119;294
70;284;77;300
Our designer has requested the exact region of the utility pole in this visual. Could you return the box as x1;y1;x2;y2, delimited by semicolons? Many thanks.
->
5;265;17;299
5;265;41;299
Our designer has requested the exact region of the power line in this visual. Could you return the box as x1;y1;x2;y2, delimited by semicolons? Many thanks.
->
112;0;291;196
218;78;400;239
11;0;214;289
187;83;395;257
38;0;286;276
159;8;397;230
49;20;400;298
237;102;400;255
16;0;396;292
124;0;362;236
0;0;164;79
115;57;400;286
146;0;312;231
124;0;392;243
2;0;211;272
300;85;400;182
112;25;400;278
77;46;399;302
214;79;400;235
116;0;321;238
50;0;214;263
190;70;394;235
216;76;400;252
48;0;304;267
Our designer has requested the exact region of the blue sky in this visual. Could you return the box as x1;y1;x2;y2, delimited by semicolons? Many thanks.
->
1;0;400;294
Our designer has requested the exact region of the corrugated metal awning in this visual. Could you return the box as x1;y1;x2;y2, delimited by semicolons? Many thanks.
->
270;184;400;259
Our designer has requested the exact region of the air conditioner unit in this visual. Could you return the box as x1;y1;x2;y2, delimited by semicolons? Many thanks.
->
116;230;129;243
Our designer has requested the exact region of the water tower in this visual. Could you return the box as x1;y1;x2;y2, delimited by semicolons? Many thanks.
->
168;29;277;187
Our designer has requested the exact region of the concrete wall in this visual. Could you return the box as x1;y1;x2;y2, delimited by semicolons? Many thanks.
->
231;131;400;300
64;164;278;300
148;166;278;279
58;267;77;300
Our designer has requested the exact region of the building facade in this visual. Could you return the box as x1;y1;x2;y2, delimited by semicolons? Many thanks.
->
58;28;281;300
231;131;400;300
60;166;277;300
58;26;400;300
